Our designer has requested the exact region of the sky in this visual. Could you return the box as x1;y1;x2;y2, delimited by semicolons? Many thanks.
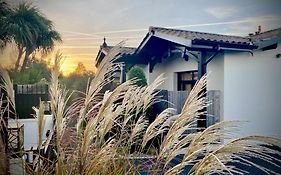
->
1;0;281;74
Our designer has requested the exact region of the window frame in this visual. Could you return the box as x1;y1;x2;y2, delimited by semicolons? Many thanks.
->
177;70;198;91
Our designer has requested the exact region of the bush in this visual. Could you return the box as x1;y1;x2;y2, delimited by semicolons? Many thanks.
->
59;63;94;105
127;65;147;87
60;72;94;93
8;61;50;84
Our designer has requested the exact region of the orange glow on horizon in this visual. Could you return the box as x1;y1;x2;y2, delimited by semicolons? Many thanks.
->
58;55;97;76
0;43;97;76
60;61;75;76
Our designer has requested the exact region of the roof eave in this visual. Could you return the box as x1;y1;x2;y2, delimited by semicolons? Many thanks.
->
152;30;192;47
95;49;103;67
95;47;109;67
192;39;258;50
135;33;153;54
256;36;281;50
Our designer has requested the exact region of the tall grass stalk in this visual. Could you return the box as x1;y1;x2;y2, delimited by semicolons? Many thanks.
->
0;66;16;175
0;95;8;175
33;101;45;149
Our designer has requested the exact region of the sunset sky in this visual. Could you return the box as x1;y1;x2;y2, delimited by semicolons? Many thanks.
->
1;0;281;75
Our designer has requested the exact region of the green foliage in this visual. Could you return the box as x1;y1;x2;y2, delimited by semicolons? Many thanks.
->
60;72;94;93
127;65;150;121
127;65;147;87
8;60;50;84
60;63;94;103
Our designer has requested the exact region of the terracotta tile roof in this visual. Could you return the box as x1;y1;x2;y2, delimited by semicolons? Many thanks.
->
102;45;136;55
149;26;254;45
102;45;114;53
249;28;281;43
95;45;136;67
118;46;136;55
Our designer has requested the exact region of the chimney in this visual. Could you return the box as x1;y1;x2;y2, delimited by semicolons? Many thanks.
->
255;25;261;35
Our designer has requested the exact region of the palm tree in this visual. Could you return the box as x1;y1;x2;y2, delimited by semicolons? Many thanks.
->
3;2;61;71
0;1;12;49
21;27;62;70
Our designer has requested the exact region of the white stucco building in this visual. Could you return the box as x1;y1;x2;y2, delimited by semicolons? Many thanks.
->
134;27;281;137
96;27;281;137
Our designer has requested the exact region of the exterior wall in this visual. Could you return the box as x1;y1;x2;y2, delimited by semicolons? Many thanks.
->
145;55;197;91
224;44;281;137
137;44;281;138
138;64;150;84
207;53;224;121
138;53;225;122
9;115;53;150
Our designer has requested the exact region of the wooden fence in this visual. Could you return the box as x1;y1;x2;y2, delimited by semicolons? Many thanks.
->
152;90;188;120
152;89;221;127
207;90;221;127
14;84;49;119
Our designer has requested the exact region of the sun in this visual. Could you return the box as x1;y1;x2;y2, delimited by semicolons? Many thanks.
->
49;55;76;76
60;61;75;76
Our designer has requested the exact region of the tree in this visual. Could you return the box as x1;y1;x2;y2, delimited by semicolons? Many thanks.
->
75;62;87;75
2;2;61;71
8;60;51;84
0;1;12;49
127;65;147;87
60;62;94;103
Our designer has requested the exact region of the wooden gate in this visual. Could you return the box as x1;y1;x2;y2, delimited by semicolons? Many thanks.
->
151;89;221;127
14;84;49;119
152;90;188;120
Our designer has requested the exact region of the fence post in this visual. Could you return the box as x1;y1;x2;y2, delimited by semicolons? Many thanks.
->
207;90;221;127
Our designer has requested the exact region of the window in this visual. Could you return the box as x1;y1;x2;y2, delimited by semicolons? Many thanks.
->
177;71;198;92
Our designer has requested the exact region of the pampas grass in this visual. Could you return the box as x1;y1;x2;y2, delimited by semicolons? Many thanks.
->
0;66;15;118
1;42;281;175
190;135;281;175
0;95;8;175
0;66;15;174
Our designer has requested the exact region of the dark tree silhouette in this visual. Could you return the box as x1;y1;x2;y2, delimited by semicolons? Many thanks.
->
1;2;61;71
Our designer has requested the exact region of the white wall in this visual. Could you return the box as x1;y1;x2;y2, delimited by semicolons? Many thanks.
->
139;53;225;122
9;115;53;150
224;44;281;137
145;55;197;91
138;44;281;138
207;53;224;120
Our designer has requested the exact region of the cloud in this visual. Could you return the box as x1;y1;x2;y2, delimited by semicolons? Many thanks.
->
219;15;281;36
63;36;142;41
58;46;100;49
205;6;237;19
63;54;97;57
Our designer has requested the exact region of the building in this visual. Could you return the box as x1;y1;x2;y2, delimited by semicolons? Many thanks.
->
96;38;135;84
96;27;281;137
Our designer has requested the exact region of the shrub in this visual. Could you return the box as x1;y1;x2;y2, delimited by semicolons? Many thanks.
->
127;65;147;87
60;72;94;95
8;60;50;84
